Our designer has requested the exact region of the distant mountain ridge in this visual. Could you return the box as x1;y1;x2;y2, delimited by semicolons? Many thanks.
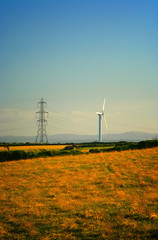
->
0;131;157;143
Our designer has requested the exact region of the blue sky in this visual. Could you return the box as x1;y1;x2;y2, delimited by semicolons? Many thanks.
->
0;0;158;137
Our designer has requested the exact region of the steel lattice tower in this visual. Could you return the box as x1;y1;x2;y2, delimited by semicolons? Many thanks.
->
36;98;48;143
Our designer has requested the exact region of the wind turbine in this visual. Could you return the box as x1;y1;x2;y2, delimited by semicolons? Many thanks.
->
96;98;108;142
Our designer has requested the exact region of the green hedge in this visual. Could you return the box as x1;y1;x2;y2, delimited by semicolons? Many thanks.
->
0;148;82;162
88;140;158;153
1;140;158;161
0;150;28;161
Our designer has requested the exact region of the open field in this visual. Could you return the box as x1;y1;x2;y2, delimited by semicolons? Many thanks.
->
0;148;158;239
0;145;113;154
0;145;67;152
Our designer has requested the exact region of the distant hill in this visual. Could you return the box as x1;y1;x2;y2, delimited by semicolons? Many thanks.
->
0;131;157;144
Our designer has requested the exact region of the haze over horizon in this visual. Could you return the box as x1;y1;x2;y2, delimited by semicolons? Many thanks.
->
0;0;158;137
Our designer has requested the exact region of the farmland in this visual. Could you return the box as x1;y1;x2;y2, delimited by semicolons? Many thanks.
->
0;147;158;239
0;145;67;152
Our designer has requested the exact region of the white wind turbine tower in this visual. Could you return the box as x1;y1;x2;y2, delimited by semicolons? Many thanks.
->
96;98;108;142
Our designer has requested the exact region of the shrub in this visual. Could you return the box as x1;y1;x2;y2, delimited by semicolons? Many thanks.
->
12;150;27;160
89;149;101;153
64;144;78;150
27;151;37;159
70;149;82;155
0;151;12;161
0;150;27;161
138;140;158;149
64;145;75;150
38;149;54;157
58;150;70;155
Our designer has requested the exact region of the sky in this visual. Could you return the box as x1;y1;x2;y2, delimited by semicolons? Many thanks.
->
0;0;158;138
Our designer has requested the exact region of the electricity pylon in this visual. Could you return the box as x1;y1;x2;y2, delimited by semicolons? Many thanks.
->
36;98;48;143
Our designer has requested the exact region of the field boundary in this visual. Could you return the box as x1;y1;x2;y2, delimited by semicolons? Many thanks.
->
0;140;158;162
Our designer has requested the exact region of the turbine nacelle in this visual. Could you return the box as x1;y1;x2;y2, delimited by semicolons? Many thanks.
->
96;112;104;116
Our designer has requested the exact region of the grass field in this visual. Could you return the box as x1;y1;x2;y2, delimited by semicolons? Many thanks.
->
0;145;66;152
0;145;113;154
0;148;158;239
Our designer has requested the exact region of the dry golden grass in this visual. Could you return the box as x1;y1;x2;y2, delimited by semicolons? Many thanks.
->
0;148;157;239
0;145;66;152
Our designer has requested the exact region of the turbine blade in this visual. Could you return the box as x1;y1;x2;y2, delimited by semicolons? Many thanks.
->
104;115;108;130
102;98;105;113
